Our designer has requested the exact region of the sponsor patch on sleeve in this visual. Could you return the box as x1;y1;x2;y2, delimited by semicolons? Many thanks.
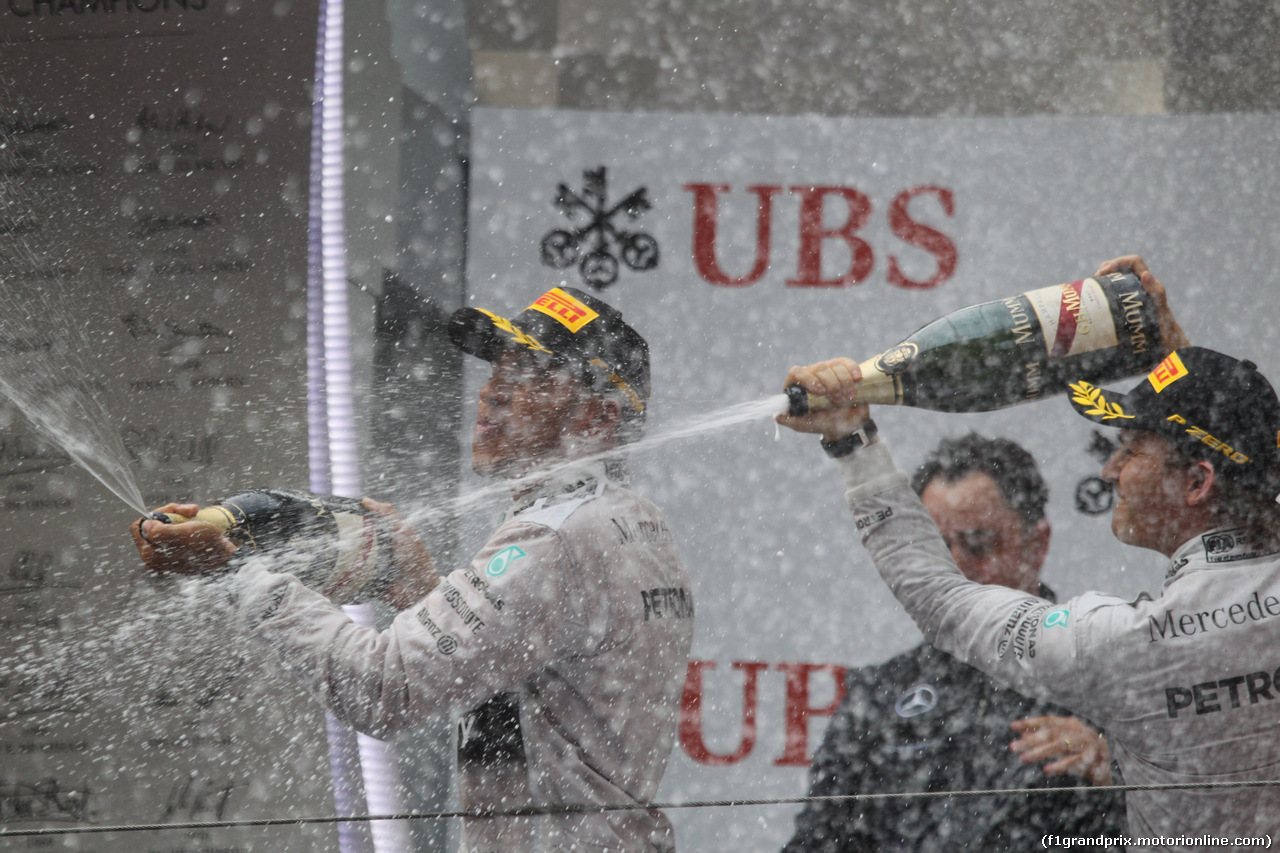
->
1042;607;1070;628
853;506;894;531
485;545;527;578
997;599;1051;660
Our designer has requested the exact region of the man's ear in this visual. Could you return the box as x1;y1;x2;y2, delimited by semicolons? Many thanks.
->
1186;460;1216;507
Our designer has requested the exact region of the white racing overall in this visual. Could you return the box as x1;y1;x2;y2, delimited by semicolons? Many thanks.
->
836;441;1280;851
229;462;693;852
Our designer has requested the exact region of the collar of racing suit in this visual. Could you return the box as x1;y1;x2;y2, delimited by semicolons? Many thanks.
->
506;459;627;517
1164;527;1280;583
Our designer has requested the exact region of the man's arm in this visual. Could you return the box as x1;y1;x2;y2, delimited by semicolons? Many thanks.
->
132;510;597;738
236;517;601;737
130;498;439;610
777;363;1103;719
775;246;1195;718
834;446;1093;713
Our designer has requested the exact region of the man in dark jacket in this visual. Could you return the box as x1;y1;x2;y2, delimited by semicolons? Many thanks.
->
783;433;1123;852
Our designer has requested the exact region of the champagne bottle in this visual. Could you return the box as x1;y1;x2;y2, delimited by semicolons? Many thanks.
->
150;489;396;605
786;271;1161;415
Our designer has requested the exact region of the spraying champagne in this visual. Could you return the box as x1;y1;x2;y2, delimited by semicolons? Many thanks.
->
785;272;1162;416
145;489;396;605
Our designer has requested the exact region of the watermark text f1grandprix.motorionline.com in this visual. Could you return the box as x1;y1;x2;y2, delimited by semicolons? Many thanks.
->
1042;835;1272;849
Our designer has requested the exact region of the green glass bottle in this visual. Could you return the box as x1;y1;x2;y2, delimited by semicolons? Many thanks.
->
787;272;1161;414
150;489;396;604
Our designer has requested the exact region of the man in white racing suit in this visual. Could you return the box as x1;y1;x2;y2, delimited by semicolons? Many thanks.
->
132;286;694;852
778;256;1280;849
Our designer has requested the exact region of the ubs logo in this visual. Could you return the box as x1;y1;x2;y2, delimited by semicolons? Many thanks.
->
894;683;938;718
540;166;659;290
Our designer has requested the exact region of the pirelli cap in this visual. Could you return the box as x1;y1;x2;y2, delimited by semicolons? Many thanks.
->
1068;347;1280;493
448;286;650;414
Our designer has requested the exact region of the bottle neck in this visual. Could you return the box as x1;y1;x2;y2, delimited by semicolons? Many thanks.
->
190;504;237;534
786;355;903;414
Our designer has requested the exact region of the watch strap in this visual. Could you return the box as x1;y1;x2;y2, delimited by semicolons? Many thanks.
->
820;420;878;458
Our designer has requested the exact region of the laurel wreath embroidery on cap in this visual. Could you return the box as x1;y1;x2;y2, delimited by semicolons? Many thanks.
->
479;309;552;355
1070;381;1133;421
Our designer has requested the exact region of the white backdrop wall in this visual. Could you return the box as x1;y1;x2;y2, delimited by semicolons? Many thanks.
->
466;107;1280;852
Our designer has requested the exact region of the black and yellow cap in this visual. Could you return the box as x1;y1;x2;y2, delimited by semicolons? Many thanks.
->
448;286;650;414
1069;346;1280;494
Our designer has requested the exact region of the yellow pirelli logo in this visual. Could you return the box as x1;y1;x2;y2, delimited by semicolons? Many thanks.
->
529;287;598;333
1148;351;1188;393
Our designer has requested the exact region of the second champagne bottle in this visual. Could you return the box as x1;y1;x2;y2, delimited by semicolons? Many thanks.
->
786;271;1162;415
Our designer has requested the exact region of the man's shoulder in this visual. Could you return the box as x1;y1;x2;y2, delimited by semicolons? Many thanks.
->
844;644;1065;715
511;476;623;531
857;642;936;676
839;643;934;700
516;490;599;532
523;481;666;533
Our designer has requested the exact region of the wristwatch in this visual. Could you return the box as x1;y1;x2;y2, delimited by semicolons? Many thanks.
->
820;420;878;458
